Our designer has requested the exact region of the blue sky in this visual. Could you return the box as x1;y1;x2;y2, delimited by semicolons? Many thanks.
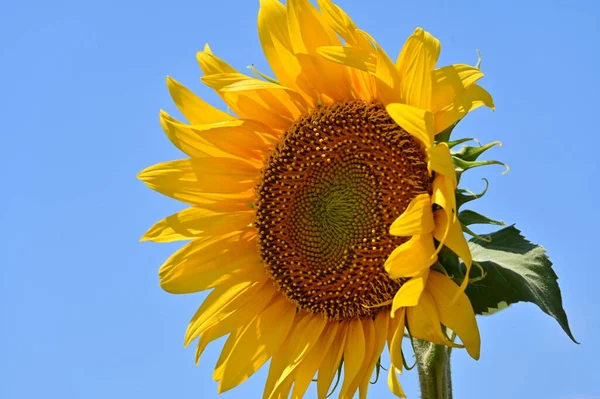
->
1;0;599;398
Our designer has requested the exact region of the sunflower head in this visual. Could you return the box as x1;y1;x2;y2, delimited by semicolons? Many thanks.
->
139;0;495;397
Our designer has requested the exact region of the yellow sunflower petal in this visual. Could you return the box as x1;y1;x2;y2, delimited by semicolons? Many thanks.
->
270;314;328;397
185;279;263;347
428;142;457;184
138;158;260;200
406;291;460;348
432;173;457;219
287;0;353;103
258;0;315;105
374;44;403;104
357;311;389;399
433;209;473;293
166;77;235;125
290;322;340;399
391;268;430;315
387;366;407;398
396;27;440;110
196;48;237;75
161;113;271;162
218;297;296;393
316;0;367;49
427;271;481;359
434;83;495;135
317;46;376;74
201;72;307;130
339;318;368;398
385;234;437;279
317;321;348;398
262;312;310;399
158;233;262;294
431;64;485;112
193;283;277;364
389;308;406;369
159;112;232;159
386;103;434;148
389;193;434;237
141;207;254;243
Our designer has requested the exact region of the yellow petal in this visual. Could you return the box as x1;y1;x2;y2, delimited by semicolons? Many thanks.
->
428;142;457;184
357;311;389;399
159;112;232;159
290;322;340;398
375;44;403;104
138;158;260;201
185;279;263;347
201;72;307;130
389;193;434;237
141;207;254;243
262;312;310;399
317;46;376;74
385;234;437;279
218;297;296;393
391;268;430;315
270;314;328;397
161;112;271;162
434;83;495;135
389;308;406;369
287;0;353;103
196;49;237;75
213;324;245;380
317;321;348;398
431;173;457;220
396;28;441;110
427;271;481;359
386;103;434;148
387;366;406;398
339;318;368;398
433;209;473;293
406;291;460;348
193;283;277;364
166;77;235;125
158;233;263;294
316;0;371;49
431;64;485;112
258;0;315;105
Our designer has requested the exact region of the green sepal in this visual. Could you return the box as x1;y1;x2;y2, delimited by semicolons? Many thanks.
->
447;137;476;149
458;209;505;227
457;225;577;343
452;141;502;162
247;65;280;84
455;178;489;209
452;156;509;181
326;360;344;397
371;358;382;384
434;122;458;143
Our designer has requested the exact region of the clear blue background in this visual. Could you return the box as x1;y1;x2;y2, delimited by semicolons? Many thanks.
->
2;0;598;398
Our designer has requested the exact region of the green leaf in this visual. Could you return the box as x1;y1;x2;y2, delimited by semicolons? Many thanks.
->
459;226;577;343
452;141;502;162
458;209;505;227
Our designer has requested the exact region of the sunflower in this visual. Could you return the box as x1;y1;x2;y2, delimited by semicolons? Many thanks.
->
139;0;494;397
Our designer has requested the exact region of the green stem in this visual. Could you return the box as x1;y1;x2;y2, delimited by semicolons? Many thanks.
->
414;339;452;399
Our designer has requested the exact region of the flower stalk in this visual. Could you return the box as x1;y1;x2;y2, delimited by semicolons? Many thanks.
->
414;339;453;399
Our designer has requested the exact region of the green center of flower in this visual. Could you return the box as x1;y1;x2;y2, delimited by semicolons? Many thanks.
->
254;101;431;320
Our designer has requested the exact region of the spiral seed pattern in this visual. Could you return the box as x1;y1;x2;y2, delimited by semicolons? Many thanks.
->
254;101;431;320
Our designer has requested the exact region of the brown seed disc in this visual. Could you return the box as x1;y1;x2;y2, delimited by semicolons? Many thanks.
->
254;101;432;320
